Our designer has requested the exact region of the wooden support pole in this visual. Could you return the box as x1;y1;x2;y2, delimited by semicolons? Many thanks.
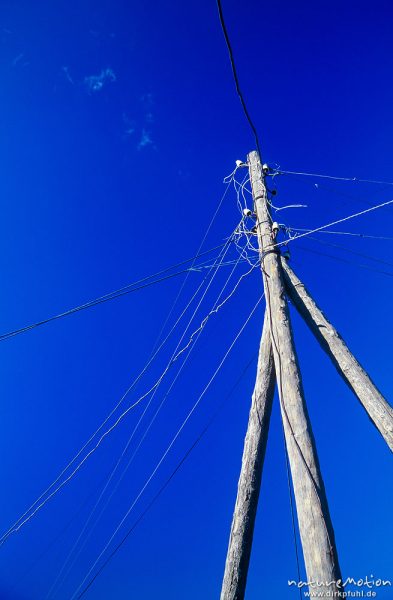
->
249;151;342;595
281;257;393;451
220;311;276;600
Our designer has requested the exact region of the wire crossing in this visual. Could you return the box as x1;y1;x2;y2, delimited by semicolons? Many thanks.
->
1;229;258;545
75;354;258;599
0;243;229;343
46;241;253;598
71;294;264;600
275;196;393;247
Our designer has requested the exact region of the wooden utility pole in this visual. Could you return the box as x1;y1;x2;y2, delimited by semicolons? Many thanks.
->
281;258;393;451
220;312;275;600
248;151;342;595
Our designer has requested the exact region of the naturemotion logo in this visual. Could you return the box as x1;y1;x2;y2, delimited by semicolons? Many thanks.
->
288;575;392;597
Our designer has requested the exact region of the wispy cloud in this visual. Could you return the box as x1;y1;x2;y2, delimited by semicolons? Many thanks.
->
122;113;136;137
123;94;157;151
12;53;24;66
11;52;29;68
62;66;74;85
137;129;154;150
84;68;116;93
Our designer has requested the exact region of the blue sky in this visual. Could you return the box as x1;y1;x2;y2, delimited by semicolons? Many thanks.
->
0;1;392;598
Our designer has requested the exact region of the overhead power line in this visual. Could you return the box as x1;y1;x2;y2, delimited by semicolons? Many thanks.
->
150;172;232;354
296;245;393;278
216;0;262;156
0;240;233;546
0;184;240;549
0;243;228;343
73;294;264;599
286;227;393;241
276;169;393;186
286;175;393;217
75;352;258;599
0;238;258;545
306;236;393;269
46;177;238;598
275;197;393;248
46;245;251;598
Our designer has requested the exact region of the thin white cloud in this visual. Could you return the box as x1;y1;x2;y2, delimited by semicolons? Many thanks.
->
137;129;154;150
122;113;136;138
84;68;116;93
12;53;24;66
62;66;74;85
123;95;157;150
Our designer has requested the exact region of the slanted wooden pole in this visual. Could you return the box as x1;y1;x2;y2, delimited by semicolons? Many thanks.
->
281;257;393;451
249;151;342;596
220;311;275;600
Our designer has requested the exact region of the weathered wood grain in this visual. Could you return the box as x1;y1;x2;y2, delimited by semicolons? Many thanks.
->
282;257;393;452
220;311;276;600
249;150;342;597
